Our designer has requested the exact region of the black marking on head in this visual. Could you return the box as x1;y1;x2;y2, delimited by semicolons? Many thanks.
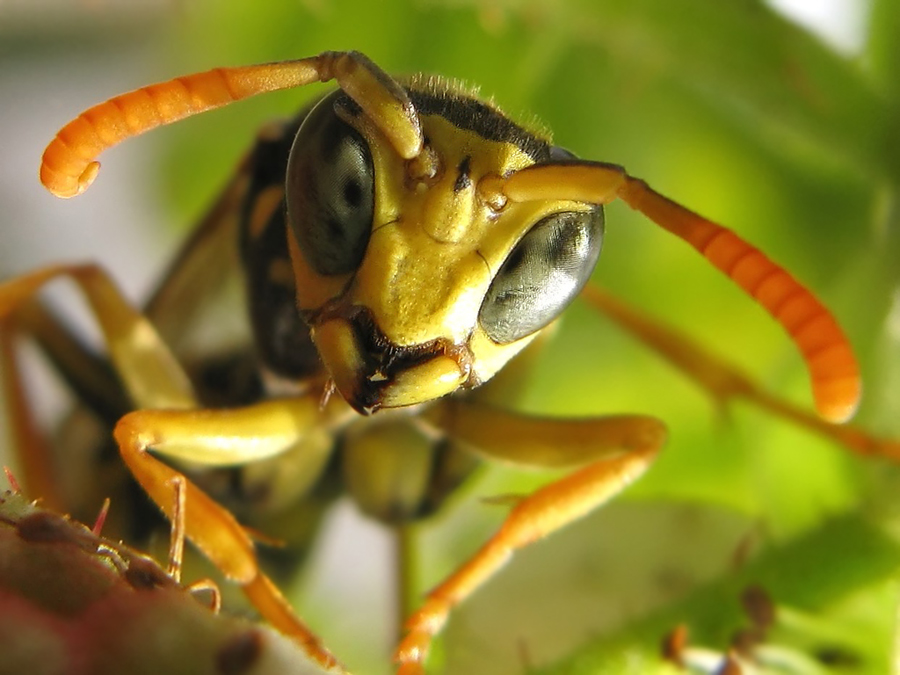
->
406;88;551;162
238;110;323;380
324;75;552;162
453;156;472;192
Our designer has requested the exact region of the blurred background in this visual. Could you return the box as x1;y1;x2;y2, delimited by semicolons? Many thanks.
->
1;0;899;673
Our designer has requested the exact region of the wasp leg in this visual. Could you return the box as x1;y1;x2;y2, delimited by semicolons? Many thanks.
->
112;398;349;671
0;264;195;410
0;264;347;672
2;291;185;541
2;284;135;507
14;299;128;418
0;320;64;509
167;474;187;582
393;400;665;674
581;285;900;462
1;292;145;513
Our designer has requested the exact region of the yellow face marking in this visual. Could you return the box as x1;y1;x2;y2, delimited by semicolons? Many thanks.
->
310;318;365;403
353;114;581;348
294;103;591;409
287;232;352;312
379;356;465;408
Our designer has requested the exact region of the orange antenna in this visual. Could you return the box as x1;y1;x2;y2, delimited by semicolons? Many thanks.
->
496;162;861;424
40;51;423;199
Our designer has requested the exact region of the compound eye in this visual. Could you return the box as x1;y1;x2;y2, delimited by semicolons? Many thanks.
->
286;91;375;276
479;208;604;344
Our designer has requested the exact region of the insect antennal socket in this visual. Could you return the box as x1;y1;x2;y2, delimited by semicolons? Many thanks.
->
476;174;508;212
407;144;441;183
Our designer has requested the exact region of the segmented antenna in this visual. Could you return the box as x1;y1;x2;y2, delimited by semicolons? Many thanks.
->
618;176;860;424
496;162;861;424
40;51;424;199
40;59;327;198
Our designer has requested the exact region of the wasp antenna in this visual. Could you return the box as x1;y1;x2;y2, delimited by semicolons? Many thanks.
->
617;176;861;424
40;51;422;199
39;57;337;199
497;162;861;423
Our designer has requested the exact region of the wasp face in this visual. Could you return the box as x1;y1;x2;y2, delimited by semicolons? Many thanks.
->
285;87;604;414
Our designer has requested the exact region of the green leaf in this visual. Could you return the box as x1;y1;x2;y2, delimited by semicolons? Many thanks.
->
537;512;900;675
866;0;900;103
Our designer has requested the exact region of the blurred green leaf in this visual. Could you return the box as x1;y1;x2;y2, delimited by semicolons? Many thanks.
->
425;0;898;182
538;513;900;675
867;0;900;103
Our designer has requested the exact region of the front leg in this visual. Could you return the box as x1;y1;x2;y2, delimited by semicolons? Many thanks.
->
113;398;351;672
0;263;348;671
0;263;197;511
395;400;666;674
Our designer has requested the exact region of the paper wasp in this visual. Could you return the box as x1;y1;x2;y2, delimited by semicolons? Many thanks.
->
2;50;896;673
